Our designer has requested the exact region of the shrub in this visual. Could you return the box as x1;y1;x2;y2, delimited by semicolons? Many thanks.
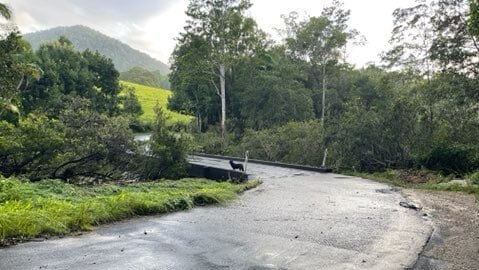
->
228;120;325;166
149;105;191;179
418;143;478;176
467;171;479;185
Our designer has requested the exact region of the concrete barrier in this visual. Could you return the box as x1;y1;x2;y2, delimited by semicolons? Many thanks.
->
187;163;248;183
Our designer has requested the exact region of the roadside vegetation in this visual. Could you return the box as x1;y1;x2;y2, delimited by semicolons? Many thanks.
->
346;169;479;198
0;176;261;246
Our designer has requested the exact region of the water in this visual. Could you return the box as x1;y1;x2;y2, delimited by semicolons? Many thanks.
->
134;134;151;141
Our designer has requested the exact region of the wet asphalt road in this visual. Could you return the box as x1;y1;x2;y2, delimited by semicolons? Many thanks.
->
0;156;432;270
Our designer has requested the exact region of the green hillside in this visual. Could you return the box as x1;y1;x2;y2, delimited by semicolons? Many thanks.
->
24;25;169;74
121;81;192;125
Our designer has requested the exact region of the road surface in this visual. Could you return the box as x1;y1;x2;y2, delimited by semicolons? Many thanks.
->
0;156;432;269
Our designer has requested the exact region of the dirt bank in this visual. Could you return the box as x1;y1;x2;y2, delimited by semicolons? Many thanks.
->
401;189;479;270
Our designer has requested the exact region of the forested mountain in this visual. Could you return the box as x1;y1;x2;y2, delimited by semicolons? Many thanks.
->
23;25;169;74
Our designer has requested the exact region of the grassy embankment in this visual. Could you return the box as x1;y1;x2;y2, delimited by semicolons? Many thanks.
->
121;81;192;126
0;176;261;246
346;169;479;198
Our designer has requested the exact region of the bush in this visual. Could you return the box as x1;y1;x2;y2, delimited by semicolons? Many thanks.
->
418;143;478;176
227;120;325;166
0;115;65;179
467;171;479;185
0;102;142;181
149;105;191;179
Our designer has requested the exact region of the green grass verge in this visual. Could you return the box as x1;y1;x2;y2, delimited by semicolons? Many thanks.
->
120;81;192;125
0;176;261;245
345;169;479;198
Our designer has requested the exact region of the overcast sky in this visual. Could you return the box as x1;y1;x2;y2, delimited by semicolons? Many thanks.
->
5;0;417;67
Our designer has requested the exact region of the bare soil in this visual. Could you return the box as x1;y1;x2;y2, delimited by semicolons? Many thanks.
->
401;189;479;270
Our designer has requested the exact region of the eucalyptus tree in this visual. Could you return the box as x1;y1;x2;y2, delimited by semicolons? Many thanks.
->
283;1;359;124
382;1;436;79
169;34;218;131
384;0;479;76
429;0;479;75
177;0;264;136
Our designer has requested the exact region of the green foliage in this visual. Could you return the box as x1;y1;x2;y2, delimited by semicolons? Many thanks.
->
467;171;479;185
22;37;122;116
228;120;325;166
0;114;65;179
284;2;357;66
204;62;478;176
283;2;359;119
169;34;219;131
120;66;170;89
0;101;142;181
193;127;236;154
53;99;139;180
385;0;479;75
119;85;143;117
149;105;191;179
0;31;39;121
0;8;191;183
0;176;261;245
417;143;478;175
23;25;169;74
468;0;479;36
230;48;314;130
0;3;12;20
172;0;266;135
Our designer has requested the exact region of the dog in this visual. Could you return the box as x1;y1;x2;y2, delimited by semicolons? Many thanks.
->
229;160;244;172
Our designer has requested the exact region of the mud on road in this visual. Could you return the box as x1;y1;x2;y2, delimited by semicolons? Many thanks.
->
402;189;479;270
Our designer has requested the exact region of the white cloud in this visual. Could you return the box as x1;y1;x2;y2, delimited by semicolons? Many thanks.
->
128;0;189;64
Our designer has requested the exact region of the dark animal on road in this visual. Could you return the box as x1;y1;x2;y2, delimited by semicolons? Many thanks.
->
229;160;244;172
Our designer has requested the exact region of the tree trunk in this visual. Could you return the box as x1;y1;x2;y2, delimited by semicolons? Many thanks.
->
321;64;326;126
220;63;226;137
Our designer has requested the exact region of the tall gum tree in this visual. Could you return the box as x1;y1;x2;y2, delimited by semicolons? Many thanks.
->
283;1;359;125
179;0;262;137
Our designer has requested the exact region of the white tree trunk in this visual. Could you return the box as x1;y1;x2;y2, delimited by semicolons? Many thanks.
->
220;63;226;137
321;65;326;126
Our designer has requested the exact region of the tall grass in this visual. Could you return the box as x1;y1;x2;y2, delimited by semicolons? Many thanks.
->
0;176;261;245
121;81;192;125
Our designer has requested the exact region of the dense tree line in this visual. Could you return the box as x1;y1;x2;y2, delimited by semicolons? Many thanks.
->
120;66;171;89
0;6;188;181
170;0;479;175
